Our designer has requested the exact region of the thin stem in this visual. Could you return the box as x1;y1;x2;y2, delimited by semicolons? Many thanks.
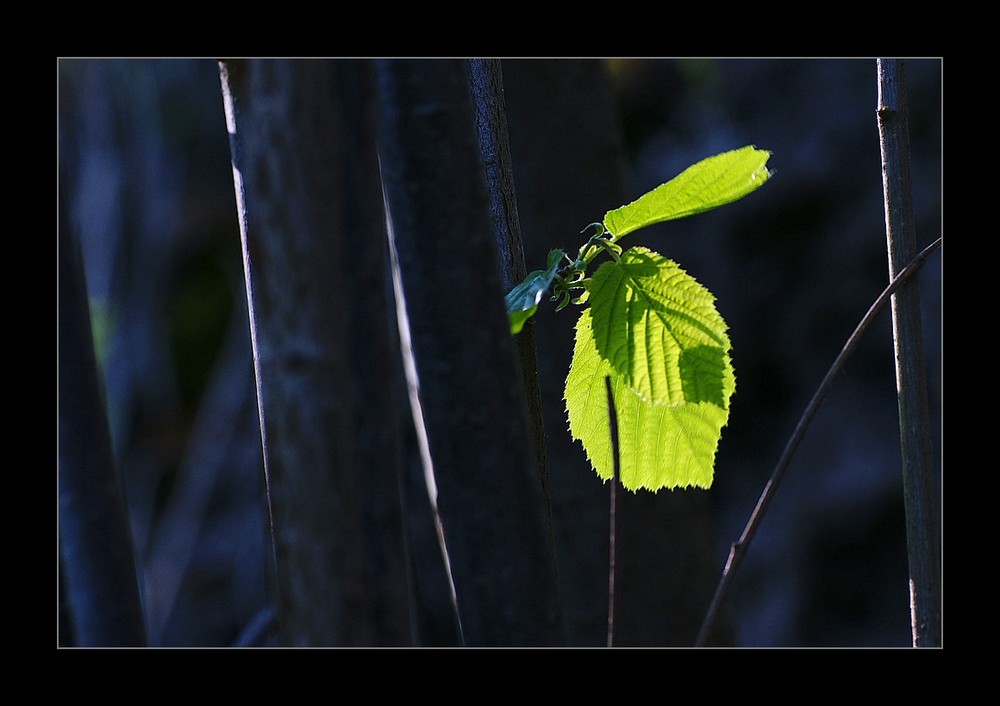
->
218;60;281;614
694;237;941;647
605;376;620;648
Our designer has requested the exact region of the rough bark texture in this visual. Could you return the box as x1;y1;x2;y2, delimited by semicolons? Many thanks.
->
376;58;563;646
58;200;147;647
220;59;411;646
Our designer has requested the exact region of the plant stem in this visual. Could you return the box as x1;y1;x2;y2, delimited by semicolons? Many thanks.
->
605;376;620;648
694;237;941;647
876;58;941;647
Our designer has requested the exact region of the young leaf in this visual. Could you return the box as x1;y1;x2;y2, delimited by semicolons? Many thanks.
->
505;249;564;334
603;145;771;238
587;247;733;407
565;310;733;492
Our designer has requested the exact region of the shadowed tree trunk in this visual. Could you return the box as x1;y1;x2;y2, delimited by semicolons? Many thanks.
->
219;59;411;646
376;58;563;646
468;59;554;541
59;193;147;647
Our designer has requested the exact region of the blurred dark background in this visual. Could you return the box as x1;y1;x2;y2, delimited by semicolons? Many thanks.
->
57;58;941;647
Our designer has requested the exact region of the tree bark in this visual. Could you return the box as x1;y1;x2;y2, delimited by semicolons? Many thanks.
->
219;59;411;646
376;58;563;646
467;57;556;576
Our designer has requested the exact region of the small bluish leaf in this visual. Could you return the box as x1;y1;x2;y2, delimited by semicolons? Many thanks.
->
505;249;564;334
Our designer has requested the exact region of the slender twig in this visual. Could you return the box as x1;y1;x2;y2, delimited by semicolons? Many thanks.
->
877;58;941;647
605;376;620;648
218;60;282;625
694;236;941;647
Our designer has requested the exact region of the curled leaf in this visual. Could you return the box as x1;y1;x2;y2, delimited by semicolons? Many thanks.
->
603;145;772;238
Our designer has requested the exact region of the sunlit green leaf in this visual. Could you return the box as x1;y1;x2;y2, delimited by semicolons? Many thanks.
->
603;146;771;238
565;310;733;492
588;247;733;407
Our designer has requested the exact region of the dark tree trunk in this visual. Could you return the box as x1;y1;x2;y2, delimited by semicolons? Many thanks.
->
376;58;563;646
58;193;147;647
219;59;411;646
467;57;556;575
502;59;732;646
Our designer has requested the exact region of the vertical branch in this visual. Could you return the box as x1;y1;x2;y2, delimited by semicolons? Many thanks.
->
876;59;941;647
467;57;558;570
58;202;147;647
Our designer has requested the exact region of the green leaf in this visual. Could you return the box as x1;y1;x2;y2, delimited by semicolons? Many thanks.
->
588;247;733;407
565;310;733;492
505;249;565;334
602;145;771;238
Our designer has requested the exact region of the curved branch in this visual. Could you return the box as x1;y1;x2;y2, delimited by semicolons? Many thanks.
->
695;236;941;647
